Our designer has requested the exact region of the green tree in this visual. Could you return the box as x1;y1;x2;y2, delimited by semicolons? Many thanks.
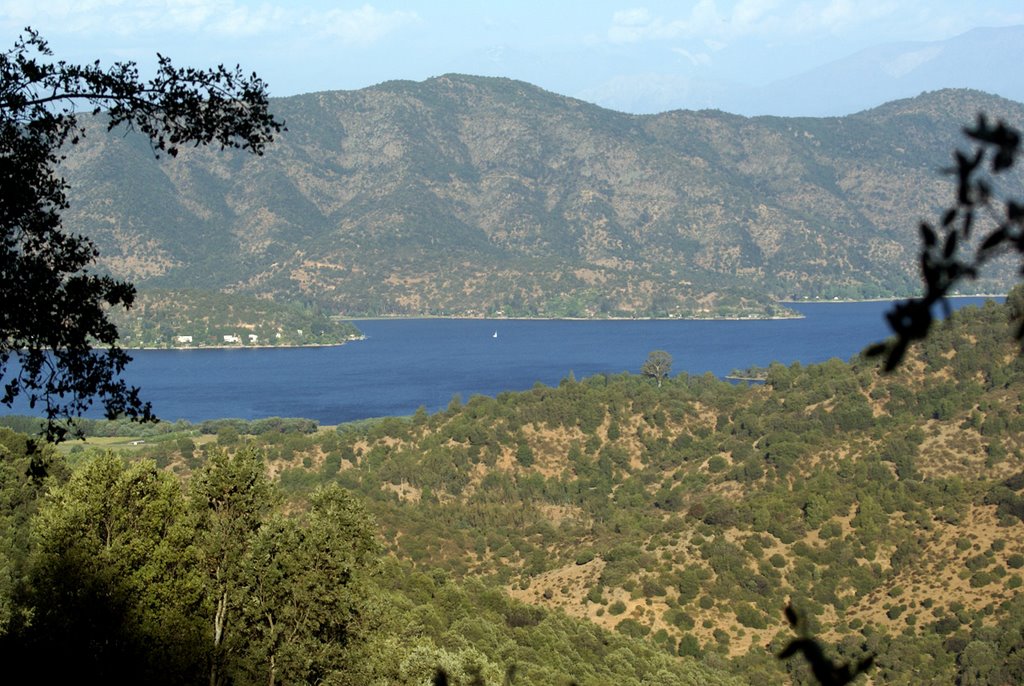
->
0;29;282;440
7;453;206;682
0;428;66;636
240;485;381;685
189;447;275;686
641;350;673;388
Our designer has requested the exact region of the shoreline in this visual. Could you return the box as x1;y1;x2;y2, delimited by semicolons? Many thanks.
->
344;294;1006;322
779;293;1006;304
347;312;803;322
122;336;366;352
117;295;1006;347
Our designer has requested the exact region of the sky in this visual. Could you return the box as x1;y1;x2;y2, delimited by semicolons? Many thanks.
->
2;1;1023;114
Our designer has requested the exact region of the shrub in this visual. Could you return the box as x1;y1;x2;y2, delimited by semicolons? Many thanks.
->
608;600;627;616
641;577;667;597
970;571;995;588
515;443;535;467
735;603;767;629
965;554;990;571
615;619;649;638
678;633;702;657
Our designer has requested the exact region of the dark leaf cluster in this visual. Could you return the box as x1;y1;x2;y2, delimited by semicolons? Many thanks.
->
870;114;1023;370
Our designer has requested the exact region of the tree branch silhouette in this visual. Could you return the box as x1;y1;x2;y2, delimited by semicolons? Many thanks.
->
0;28;283;442
867;115;1022;370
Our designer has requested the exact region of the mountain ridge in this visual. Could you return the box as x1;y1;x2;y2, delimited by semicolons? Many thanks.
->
61;79;1024;319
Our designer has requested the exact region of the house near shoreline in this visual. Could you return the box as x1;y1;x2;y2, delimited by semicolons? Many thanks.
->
174;335;193;344
223;334;241;344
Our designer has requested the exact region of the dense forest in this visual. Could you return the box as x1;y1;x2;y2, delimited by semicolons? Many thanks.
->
3;293;1024;683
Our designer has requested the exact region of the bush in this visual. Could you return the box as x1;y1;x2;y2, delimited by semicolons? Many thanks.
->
608;600;627;616
735;603;767;629
970;571;996;588
615;619;649;638
664;608;695;630
641;577;667;597
678;633;702;657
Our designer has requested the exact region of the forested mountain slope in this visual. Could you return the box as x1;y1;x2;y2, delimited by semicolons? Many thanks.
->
45;292;1024;683
63;80;1023;318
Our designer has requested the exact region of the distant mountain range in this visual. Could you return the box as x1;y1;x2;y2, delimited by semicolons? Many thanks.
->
61;78;1024;319
580;25;1024;116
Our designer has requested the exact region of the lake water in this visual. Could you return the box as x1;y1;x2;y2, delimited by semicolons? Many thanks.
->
46;297;986;425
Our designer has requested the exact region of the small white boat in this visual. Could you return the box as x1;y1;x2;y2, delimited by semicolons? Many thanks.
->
492;331;498;338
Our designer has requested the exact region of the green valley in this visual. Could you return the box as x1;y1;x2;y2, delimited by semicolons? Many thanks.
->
5;293;1024;683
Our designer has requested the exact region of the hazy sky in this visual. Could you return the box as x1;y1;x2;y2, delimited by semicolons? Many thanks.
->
2;1;1022;111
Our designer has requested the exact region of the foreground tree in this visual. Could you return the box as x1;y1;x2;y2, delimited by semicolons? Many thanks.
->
0;29;283;441
240;485;381;685
641;350;673;387
4;454;207;683
189;447;275;686
1;447;387;684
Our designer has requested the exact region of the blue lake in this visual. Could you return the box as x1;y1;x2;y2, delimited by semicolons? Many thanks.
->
3;298;1000;424
58;297;989;425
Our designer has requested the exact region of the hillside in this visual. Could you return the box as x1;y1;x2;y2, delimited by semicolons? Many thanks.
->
62;80;1024;319
56;291;1024;683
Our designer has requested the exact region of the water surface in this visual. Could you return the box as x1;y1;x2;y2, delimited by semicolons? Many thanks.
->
80;298;995;424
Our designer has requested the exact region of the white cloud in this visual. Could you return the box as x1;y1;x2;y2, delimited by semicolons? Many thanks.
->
671;46;711;66
603;0;914;45
0;1;417;45
315;4;420;46
731;0;779;30
607;7;658;43
0;0;283;36
606;1;725;44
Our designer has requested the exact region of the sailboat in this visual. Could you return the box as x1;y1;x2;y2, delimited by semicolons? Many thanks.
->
492;330;498;339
